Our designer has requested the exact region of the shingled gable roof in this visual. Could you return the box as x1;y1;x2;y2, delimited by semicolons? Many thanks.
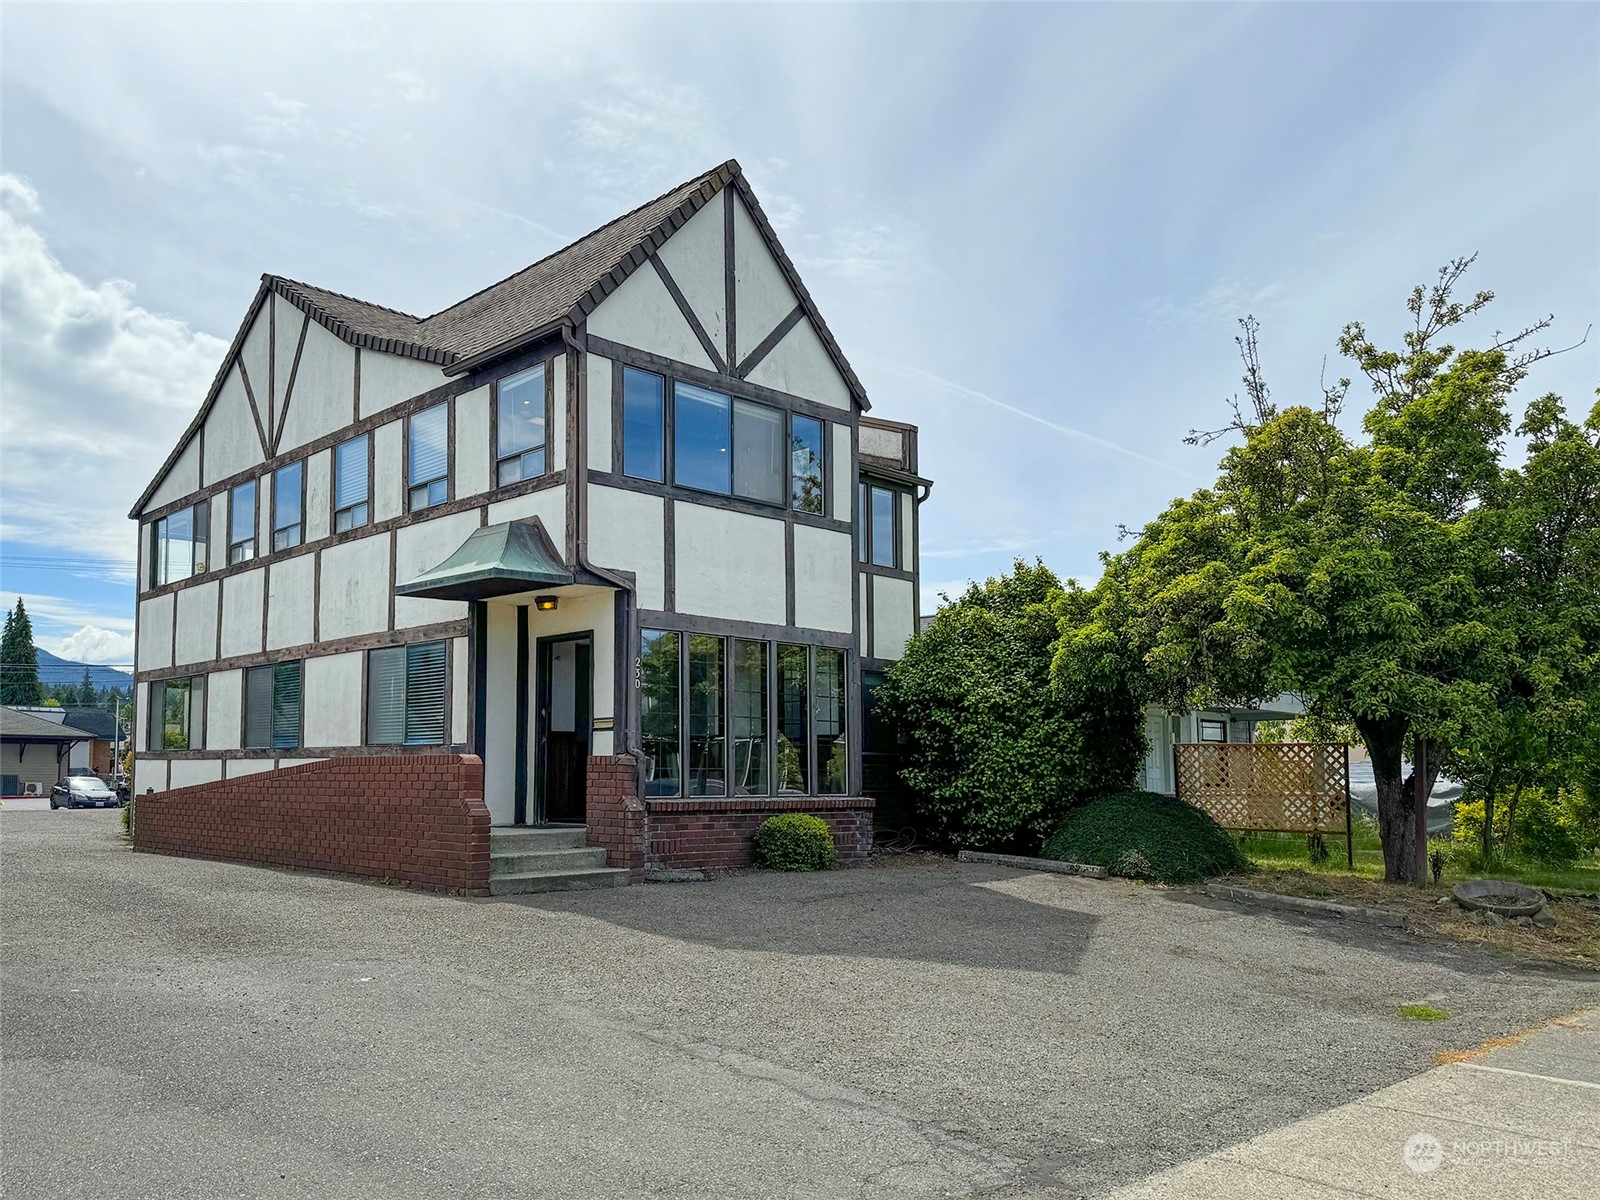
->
133;159;868;517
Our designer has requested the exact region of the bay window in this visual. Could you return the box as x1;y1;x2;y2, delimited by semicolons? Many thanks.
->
495;364;546;486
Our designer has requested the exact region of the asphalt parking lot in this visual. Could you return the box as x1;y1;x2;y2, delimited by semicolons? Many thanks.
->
4;809;1596;1199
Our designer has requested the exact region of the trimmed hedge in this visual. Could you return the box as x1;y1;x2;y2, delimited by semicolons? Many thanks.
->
1042;790;1248;884
753;814;839;872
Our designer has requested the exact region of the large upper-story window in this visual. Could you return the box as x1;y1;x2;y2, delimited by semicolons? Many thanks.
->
150;503;208;587
366;641;447;745
272;461;303;552
228;480;257;564
496;365;546;486
148;676;205;751
859;483;899;568
244;661;302;749
333;434;369;532
622;367;664;482
408;404;449;512
790;415;825;514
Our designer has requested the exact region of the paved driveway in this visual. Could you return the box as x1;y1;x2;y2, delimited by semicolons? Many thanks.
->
4;810;1596;1199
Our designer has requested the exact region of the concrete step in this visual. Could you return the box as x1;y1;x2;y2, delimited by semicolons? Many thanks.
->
488;826;588;852
488;866;631;895
490;846;610;875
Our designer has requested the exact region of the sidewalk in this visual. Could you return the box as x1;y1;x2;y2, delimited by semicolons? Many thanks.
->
1109;1008;1598;1198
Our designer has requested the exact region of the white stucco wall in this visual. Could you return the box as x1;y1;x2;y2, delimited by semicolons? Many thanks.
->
550;355;567;470
303;651;363;748
239;302;274;432
455;385;491;499
830;423;852;519
277;317;356;452
393;510;477;628
226;759;275;778
138;593;175;671
135;758;168;795
358;350;448;419
586;356;613;472
487;486;566;535
657;190;727;362
901;493;916;573
859;423;903;462
482;601;517;823
265;554;316;650
673;504;785;624
305;448;332;542
146;437;200;512
220;569;265;658
210;490;228;566
586;485;664;610
451;637;468;745
173;580;219;666
587;266;713;371
170;758;224;790
373;420;403;522
746;317;851;411
858;574;869;654
207;669;242;751
203;365;265;486
317;535;391;640
872;574;916;661
732;194;798;358
272;296;302;428
792;526;853;633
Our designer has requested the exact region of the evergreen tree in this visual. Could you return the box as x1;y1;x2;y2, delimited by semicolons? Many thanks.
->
78;667;96;706
0;599;43;706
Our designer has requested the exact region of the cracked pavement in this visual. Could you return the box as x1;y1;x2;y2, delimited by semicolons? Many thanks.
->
4;810;1596;1198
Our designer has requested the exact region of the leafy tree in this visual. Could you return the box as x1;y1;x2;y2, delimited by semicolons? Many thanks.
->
878;560;1145;851
1062;259;1585;883
0;599;43;706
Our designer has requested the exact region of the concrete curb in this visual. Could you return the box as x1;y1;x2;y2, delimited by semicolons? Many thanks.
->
1206;882;1408;928
957;850;1109;879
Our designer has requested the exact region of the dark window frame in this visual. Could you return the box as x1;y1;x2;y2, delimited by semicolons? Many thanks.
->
1198;718;1228;744
861;483;902;569
491;361;551;490
147;675;206;751
364;640;449;747
332;432;372;533
149;502;209;588
271;460;305;553
227;479;258;565
406;402;452;514
243;660;304;750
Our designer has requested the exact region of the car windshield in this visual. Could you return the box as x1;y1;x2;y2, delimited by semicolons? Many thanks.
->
69;779;113;795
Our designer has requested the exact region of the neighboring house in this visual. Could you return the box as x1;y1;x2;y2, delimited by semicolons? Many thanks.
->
59;707;120;776
130;160;924;875
1;707;97;796
1139;694;1307;794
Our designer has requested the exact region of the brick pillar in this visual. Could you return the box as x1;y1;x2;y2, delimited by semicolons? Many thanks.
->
585;755;645;875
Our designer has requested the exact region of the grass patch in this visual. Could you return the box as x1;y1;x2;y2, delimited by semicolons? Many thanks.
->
1043;791;1248;884
1398;1004;1450;1021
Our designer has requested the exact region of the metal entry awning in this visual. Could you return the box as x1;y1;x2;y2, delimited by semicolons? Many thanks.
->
395;518;575;602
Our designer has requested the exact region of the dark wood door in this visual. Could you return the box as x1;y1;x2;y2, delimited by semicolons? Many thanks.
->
537;635;592;824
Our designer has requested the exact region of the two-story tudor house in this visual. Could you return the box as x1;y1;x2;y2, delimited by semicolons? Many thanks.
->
129;161;928;889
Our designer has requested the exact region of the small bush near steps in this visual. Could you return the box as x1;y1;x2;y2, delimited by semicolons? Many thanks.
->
753;814;839;872
1042;790;1248;884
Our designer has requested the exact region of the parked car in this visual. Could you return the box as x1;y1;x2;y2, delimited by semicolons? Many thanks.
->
50;776;121;810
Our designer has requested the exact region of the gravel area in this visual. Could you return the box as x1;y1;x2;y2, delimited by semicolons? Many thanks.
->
5;811;1597;1199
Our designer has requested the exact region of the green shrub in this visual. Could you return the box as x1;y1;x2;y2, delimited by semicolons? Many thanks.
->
1041;790;1249;884
120;797;132;835
876;560;1145;852
752;814;838;872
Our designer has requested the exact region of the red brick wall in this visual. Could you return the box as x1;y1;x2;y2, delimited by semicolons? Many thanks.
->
645;796;875;871
132;755;491;895
585;755;645;874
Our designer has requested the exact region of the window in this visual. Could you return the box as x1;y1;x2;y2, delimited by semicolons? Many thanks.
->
857;483;869;563
733;400;785;504
622;368;664;481
366;641;447;745
244;661;302;750
639;629;680;796
150;503;208;587
869;485;898;568
272;461;303;552
228;480;256;564
731;640;768;796
1199;719;1227;744
496;364;546;486
686;634;725;796
638;631;848;798
790;415;825;514
407;404;449;512
776;643;809;794
148;676;205;751
333;434;369;532
673;382;730;494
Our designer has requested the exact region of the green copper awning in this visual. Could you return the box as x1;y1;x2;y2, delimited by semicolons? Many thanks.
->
395;519;574;601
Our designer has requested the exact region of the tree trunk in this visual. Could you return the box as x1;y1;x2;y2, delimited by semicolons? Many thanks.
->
1505;778;1526;845
1480;764;1502;862
1358;716;1418;883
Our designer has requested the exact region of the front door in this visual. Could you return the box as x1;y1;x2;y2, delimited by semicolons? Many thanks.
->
536;634;592;823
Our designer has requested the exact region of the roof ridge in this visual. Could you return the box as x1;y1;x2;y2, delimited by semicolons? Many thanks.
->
269;274;425;323
418;159;740;326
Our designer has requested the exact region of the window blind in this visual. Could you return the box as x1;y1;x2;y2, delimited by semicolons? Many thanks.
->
271;661;302;750
334;435;368;508
409;405;449;485
366;647;406;744
404;642;447;745
244;666;274;748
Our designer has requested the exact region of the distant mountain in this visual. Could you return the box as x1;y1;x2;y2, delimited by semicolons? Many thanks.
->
34;649;134;691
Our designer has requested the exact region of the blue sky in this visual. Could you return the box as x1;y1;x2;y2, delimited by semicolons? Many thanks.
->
1;3;1596;664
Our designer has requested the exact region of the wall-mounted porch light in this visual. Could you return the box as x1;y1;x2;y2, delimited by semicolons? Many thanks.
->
534;595;559;612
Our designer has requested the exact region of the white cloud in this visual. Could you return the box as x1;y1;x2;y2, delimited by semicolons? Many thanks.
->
48;625;135;666
0;174;228;565
386;70;438;104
